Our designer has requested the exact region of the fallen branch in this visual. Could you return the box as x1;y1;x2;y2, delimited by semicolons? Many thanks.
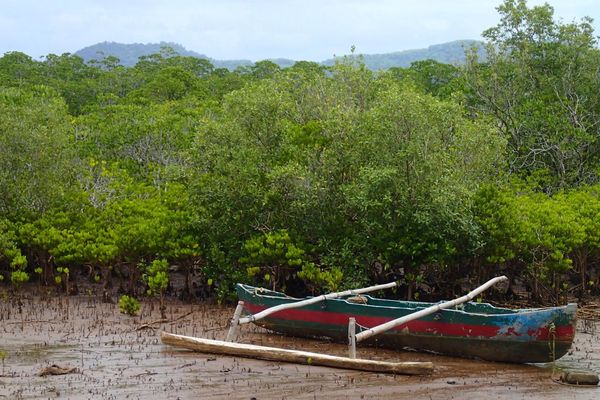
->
578;302;600;321
38;364;79;377
7;320;62;325
135;310;194;331
203;324;228;332
135;320;168;331
133;370;158;378
176;362;196;369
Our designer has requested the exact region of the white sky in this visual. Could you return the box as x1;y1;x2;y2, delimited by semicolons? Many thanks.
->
1;0;599;61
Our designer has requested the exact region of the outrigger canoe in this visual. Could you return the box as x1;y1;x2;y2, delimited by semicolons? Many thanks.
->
236;283;577;363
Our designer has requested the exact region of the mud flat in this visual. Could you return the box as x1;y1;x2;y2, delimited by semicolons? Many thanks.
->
0;296;598;399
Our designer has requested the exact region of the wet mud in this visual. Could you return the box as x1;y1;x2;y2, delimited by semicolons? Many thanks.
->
0;296;598;399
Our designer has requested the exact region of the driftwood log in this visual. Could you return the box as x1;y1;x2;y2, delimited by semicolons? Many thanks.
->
560;371;600;386
161;332;433;375
38;364;79;377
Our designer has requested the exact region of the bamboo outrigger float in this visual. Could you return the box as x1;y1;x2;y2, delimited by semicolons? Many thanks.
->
160;332;433;375
160;276;558;374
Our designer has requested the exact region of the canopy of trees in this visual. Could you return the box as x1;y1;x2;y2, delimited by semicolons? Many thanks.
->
1;0;599;304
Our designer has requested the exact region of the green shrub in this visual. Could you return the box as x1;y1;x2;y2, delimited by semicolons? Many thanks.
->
118;294;140;316
298;262;343;293
10;270;29;288
240;230;308;291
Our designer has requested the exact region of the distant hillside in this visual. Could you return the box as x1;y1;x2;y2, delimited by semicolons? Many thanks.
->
76;41;255;70
75;40;485;71
322;40;485;70
76;42;205;66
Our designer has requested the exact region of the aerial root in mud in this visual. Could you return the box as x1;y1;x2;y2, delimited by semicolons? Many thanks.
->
578;301;600;321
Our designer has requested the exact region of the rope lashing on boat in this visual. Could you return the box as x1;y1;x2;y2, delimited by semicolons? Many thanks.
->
355;321;368;333
548;322;556;363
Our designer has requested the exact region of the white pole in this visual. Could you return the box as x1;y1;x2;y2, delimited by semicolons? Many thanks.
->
348;317;356;359
225;301;245;342
355;276;508;343
161;332;434;375
238;281;397;325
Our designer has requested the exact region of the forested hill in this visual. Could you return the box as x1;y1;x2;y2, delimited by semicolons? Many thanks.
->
75;41;256;70
75;40;484;70
322;40;484;70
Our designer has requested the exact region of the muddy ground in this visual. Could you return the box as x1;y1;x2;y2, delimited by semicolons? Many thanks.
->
0;295;598;400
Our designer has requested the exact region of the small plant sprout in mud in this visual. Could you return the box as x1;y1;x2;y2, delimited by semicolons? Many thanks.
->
144;259;169;319
10;253;29;296
0;349;5;374
10;265;29;312
118;295;141;316
55;267;70;294
34;266;42;290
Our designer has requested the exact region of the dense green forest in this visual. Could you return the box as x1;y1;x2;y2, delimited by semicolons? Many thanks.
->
1;0;600;304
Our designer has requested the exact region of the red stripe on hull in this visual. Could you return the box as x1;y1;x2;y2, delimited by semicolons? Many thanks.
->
244;303;574;341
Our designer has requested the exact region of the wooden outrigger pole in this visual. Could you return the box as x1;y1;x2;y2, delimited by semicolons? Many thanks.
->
161;332;433;375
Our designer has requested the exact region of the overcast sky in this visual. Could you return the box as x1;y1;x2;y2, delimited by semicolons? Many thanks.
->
1;0;599;61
